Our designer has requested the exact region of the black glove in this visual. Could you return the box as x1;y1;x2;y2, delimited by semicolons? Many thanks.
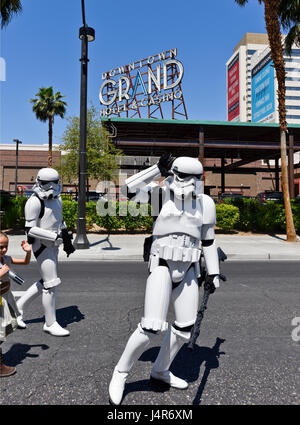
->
157;153;176;177
204;274;217;294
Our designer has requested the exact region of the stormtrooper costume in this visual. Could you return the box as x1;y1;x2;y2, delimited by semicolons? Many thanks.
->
109;155;221;405
16;168;70;337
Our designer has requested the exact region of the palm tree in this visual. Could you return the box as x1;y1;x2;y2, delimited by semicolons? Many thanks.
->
235;0;297;242
1;0;22;28
279;0;300;55
30;87;67;167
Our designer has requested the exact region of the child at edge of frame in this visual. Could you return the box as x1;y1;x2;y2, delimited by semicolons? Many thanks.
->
0;231;31;377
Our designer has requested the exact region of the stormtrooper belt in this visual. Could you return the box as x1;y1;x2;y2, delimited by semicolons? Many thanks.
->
152;234;201;263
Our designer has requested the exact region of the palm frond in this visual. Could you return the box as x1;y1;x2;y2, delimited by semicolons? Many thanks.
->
1;0;22;29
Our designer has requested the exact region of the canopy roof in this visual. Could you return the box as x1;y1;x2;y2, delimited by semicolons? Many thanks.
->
101;118;300;166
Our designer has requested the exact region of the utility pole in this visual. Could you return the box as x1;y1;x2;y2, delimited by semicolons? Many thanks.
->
14;139;22;196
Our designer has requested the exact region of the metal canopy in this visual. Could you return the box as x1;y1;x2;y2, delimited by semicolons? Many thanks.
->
101;117;300;167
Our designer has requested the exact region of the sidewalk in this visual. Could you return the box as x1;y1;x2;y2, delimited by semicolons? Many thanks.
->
4;232;300;261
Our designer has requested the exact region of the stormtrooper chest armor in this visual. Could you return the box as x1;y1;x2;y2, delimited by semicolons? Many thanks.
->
39;198;63;232
153;194;203;240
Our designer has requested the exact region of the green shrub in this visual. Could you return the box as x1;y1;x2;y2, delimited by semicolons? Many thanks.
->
291;200;300;232
222;197;300;233
216;203;240;230
257;202;286;232
226;198;263;232
62;200;78;230
0;196;27;229
3;195;299;234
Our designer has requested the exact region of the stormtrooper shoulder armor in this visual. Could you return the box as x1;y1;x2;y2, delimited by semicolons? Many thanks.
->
201;194;216;225
25;195;42;226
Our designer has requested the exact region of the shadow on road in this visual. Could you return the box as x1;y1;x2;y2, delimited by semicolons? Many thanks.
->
3;343;49;367
22;305;85;327
191;337;226;405
122;337;226;404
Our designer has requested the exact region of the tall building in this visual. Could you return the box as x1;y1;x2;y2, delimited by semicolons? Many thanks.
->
227;32;300;125
251;43;300;124
226;33;269;122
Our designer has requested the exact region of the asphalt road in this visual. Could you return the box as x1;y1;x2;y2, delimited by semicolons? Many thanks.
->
1;261;299;406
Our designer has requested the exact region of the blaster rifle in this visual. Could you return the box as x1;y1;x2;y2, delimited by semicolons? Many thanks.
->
187;247;227;351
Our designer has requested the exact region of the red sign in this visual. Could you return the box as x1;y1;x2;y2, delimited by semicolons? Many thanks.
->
227;54;239;121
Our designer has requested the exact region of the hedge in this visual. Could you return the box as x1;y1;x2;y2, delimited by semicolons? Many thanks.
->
222;197;300;233
215;203;239;231
0;196;27;230
1;196;300;233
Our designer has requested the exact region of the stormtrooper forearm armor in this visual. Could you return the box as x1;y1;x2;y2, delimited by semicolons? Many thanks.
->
125;164;161;193
27;226;59;242
202;240;220;276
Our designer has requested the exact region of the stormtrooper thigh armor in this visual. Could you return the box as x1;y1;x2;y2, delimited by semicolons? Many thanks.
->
151;265;199;383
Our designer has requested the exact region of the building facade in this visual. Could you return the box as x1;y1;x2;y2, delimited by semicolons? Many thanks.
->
226;33;269;122
227;32;300;125
0;144;61;192
251;43;300;124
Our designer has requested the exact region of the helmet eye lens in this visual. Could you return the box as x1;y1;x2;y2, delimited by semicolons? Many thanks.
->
40;180;59;186
174;171;201;180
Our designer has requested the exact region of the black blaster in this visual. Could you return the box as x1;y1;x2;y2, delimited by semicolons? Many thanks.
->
188;247;227;350
61;228;76;257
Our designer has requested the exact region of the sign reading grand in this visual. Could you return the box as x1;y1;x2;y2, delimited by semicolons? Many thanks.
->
99;48;184;117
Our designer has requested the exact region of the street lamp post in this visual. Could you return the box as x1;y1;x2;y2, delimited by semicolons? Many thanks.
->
73;0;95;249
13;139;22;196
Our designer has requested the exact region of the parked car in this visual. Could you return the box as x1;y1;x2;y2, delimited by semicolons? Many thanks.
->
217;192;245;203
256;191;283;204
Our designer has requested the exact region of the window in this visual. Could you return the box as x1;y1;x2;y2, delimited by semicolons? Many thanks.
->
286;68;300;72
285;58;300;63
286;49;300;56
286;115;300;119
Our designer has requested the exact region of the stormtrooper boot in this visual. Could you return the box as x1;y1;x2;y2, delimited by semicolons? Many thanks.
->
16;280;43;328
151;325;189;389
109;324;155;405
42;288;69;337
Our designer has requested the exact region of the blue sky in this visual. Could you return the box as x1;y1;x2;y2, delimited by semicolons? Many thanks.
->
0;0;268;146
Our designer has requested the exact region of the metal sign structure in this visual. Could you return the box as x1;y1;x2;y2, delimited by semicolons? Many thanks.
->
99;48;188;120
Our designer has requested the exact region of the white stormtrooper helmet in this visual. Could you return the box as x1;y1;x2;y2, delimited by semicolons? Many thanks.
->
33;168;61;200
166;157;203;199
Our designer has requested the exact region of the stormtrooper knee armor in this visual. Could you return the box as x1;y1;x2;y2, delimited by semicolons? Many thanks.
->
17;168;70;337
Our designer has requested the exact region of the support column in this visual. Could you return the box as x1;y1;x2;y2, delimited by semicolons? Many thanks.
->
288;133;295;198
275;158;280;191
198;127;205;191
221;158;225;194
